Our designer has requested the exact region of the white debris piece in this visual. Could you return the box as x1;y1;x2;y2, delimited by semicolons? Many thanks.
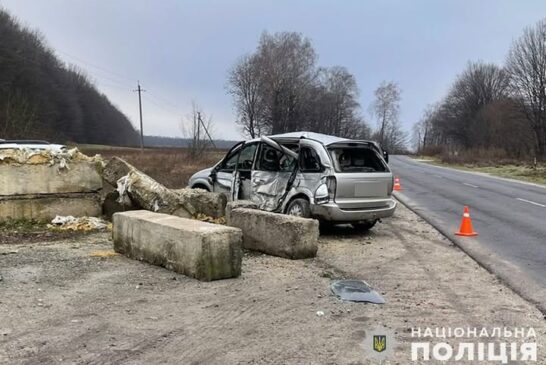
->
49;216;110;232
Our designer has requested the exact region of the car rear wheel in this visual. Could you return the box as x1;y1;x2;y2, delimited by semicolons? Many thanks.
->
351;220;377;231
286;198;311;218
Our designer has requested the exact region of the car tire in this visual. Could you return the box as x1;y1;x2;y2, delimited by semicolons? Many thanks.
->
285;198;312;218
351;220;377;231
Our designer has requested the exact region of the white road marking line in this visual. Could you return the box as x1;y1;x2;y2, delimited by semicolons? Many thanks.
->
463;182;479;188
516;198;546;208
434;175;443;178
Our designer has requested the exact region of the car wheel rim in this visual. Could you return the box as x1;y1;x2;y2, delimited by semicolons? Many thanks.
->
288;204;303;216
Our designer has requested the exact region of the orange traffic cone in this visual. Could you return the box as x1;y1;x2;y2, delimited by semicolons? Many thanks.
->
455;206;478;236
393;177;402;191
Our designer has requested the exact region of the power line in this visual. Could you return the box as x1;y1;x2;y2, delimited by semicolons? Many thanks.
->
55;49;134;83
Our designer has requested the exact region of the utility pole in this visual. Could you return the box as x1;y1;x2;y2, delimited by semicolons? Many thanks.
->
134;81;145;150
198;112;216;149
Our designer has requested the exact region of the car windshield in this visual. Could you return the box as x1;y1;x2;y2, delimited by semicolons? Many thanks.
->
328;147;387;173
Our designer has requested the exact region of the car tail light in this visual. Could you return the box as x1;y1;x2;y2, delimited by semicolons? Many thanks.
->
326;176;336;201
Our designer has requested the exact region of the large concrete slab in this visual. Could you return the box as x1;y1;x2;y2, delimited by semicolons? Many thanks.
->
113;210;242;281
173;189;227;219
228;208;319;259
0;193;101;222
0;162;102;195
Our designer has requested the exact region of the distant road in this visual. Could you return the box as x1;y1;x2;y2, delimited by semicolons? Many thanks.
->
390;155;546;312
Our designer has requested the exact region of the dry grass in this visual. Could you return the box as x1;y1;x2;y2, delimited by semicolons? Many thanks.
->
413;154;546;185
79;146;226;189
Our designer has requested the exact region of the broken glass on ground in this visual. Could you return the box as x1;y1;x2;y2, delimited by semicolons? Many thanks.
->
330;280;385;304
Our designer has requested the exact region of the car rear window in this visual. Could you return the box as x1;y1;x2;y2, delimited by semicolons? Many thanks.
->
328;147;387;173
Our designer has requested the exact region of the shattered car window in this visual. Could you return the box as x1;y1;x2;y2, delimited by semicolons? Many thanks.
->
236;143;258;170
299;147;322;172
220;143;257;172
328;147;387;173
256;144;295;172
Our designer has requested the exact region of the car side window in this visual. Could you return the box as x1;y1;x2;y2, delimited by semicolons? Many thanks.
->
220;143;257;172
237;143;258;170
256;144;295;172
299;147;322;172
221;151;240;172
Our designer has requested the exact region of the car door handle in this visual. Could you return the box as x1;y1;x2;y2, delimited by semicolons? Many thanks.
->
254;178;266;183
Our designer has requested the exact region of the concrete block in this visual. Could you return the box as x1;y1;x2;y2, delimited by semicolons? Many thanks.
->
0;162;102;195
113;210;243;281
0;193;101;222
225;200;258;225
228;208;319;259
173;188;227;218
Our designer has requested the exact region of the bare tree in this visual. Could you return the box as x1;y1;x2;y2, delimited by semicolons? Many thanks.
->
506;18;546;158
255;31;317;134
371;81;406;151
180;102;215;158
227;55;265;138
445;61;510;148
227;31;371;139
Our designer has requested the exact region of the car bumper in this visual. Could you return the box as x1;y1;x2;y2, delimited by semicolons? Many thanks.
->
310;199;397;223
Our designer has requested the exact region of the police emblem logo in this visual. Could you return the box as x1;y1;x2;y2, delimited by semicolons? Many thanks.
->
373;335;387;353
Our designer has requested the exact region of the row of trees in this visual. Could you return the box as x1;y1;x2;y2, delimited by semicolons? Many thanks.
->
413;18;546;159
227;31;407;151
0;9;138;146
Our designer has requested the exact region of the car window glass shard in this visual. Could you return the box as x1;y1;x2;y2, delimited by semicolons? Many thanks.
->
330;280;385;304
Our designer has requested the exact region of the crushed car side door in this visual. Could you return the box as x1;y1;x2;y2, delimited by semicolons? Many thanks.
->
250;137;298;211
209;141;244;200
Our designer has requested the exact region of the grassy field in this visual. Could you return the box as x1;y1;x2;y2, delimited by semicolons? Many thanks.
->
413;155;546;185
79;146;226;189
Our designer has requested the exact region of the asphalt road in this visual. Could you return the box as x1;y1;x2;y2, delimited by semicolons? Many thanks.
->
390;155;546;313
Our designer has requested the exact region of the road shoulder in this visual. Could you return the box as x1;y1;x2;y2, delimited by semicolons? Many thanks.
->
395;191;546;316
0;204;544;364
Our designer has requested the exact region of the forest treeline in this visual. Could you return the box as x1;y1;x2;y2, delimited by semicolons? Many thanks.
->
413;18;546;161
0;9;138;146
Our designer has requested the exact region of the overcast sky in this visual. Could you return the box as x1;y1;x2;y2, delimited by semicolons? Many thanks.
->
1;0;545;140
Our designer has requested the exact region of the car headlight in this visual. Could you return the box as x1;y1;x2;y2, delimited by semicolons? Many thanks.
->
315;183;329;204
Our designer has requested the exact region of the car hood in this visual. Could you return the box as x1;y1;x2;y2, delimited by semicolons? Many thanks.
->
189;167;213;182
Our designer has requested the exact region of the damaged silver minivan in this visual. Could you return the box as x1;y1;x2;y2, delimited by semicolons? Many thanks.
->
188;132;396;230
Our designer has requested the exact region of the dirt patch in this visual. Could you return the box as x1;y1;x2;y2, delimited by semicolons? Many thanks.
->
0;220;87;245
0;204;544;364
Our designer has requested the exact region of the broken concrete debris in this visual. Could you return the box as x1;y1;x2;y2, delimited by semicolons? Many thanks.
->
102;157;226;219
113;210;243;281
173;188;226;219
102;191;135;220
0;147;103;222
116;170;195;218
228;207;319;259
48;215;111;232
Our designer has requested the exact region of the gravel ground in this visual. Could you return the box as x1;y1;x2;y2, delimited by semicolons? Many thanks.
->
0;204;544;364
